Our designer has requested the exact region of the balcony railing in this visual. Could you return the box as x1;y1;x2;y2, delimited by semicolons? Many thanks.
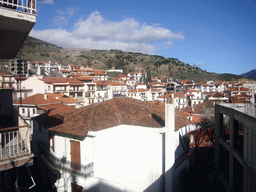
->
0;126;30;160
0;0;36;14
38;143;93;178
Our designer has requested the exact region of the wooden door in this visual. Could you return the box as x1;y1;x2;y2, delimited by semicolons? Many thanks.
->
70;140;81;171
71;182;83;192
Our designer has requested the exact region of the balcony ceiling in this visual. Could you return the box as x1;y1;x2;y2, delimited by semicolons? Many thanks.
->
0;7;36;59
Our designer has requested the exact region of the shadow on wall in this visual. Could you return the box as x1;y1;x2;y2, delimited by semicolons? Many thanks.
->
84;181;124;192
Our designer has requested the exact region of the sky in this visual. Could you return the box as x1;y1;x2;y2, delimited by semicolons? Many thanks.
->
30;0;256;75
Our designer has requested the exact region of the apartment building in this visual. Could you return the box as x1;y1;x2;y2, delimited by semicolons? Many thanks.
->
215;103;256;192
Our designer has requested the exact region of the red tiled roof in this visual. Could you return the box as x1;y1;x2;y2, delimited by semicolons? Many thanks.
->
225;87;250;92
185;89;200;92
90;71;107;76
61;70;69;72
39;61;47;63
158;92;173;98
150;88;162;92
33;106;75;129
37;103;67;111
46;93;66;99
68;73;83;77
46;98;192;137
78;76;93;81
107;82;126;86
174;92;186;98
59;97;81;104
116;74;129;78
128;89;147;93
14;94;60;105
42;77;68;84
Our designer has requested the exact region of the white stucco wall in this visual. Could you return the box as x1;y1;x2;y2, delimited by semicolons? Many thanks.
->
54;125;165;192
21;77;46;95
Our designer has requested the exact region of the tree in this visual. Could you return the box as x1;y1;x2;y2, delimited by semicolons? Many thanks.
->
106;59;112;69
154;61;161;74
145;68;152;84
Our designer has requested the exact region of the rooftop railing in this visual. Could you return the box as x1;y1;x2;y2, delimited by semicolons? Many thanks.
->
0;126;31;160
0;0;36;14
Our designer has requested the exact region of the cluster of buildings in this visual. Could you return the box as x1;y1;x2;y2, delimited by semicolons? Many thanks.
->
3;60;256;110
1;2;256;191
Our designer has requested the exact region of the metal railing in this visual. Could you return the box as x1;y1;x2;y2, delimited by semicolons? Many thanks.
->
38;143;94;178
0;0;36;14
0;126;30;160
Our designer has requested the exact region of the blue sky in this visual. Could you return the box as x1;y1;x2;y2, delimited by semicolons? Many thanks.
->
31;0;256;75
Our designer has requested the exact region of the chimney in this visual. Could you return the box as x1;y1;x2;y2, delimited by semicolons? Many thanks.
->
165;98;175;191
44;92;47;100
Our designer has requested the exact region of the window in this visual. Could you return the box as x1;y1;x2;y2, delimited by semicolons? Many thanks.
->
33;109;36;114
22;108;25;113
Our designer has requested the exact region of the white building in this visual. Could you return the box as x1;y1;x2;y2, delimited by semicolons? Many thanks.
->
32;98;197;192
31;61;61;76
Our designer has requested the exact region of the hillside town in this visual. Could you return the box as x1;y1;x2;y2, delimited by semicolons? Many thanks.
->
1;1;256;192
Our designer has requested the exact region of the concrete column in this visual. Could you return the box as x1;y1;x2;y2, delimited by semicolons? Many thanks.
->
215;105;221;170
229;114;234;190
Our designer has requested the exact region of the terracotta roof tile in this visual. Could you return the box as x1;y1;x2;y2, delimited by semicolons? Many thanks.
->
46;98;192;137
14;94;60;105
37;103;67;111
78;76;93;81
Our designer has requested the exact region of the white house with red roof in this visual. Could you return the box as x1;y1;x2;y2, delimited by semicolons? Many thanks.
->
13;93;61;131
32;98;198;192
107;81;127;98
89;70;108;81
20;76;46;95
206;93;229;104
114;74;130;81
185;89;204;107
128;71;147;83
125;79;136;88
157;92;187;109
0;73;15;89
127;88;163;102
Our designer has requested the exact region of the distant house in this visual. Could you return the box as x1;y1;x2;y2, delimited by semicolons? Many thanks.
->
89;70;108;81
13;93;80;132
32;98;198;192
157;92;187;109
13;93;61;131
0;73;15;89
185;89;204;107
128;71;147;83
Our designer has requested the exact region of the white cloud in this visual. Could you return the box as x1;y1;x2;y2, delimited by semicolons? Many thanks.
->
39;0;54;4
31;11;185;54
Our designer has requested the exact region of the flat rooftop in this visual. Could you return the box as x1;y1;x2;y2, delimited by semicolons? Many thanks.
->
218;103;256;118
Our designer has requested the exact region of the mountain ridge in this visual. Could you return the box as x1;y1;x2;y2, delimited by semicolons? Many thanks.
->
0;36;249;82
241;69;256;80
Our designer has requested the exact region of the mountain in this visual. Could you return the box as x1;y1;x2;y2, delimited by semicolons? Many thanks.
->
241;69;256;80
0;36;249;82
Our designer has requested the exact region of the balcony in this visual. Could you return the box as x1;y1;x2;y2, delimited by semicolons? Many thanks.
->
0;0;37;59
38;143;93;178
69;89;84;92
0;125;33;171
